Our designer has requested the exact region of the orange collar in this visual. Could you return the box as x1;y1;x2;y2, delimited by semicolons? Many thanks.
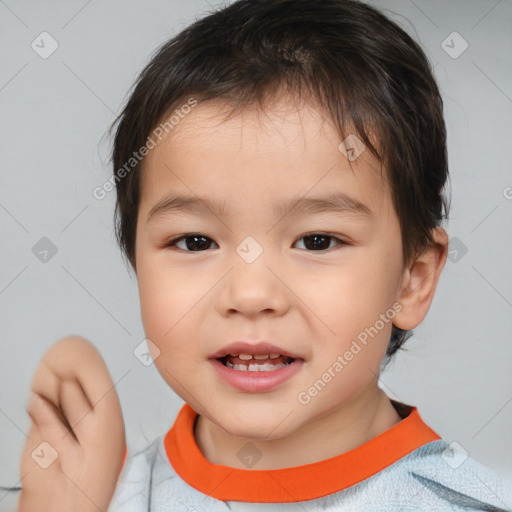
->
163;401;440;502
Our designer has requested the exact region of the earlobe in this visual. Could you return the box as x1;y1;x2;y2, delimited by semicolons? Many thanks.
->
393;227;449;331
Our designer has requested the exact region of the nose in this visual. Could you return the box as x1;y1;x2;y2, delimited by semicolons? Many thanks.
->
217;252;291;318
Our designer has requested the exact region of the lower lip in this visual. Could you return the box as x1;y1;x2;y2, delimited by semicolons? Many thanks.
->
210;358;304;393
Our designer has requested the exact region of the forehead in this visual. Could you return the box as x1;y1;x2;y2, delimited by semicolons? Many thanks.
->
139;97;389;218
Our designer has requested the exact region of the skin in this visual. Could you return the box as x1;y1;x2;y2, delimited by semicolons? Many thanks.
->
17;336;125;512
135;96;448;469
17;95;448;508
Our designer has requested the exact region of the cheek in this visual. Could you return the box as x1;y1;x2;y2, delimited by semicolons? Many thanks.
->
138;273;202;393
306;260;397;322
137;256;209;365
297;254;400;359
137;257;187;350
138;263;169;335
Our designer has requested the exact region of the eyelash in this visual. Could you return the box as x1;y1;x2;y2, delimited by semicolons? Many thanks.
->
164;233;348;252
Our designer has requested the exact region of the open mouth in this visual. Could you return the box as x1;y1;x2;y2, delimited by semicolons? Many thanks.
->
216;354;296;372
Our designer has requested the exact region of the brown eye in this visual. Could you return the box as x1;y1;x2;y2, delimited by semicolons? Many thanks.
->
166;234;218;252
294;234;346;251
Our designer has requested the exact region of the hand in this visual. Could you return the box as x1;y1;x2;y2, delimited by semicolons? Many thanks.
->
17;336;126;512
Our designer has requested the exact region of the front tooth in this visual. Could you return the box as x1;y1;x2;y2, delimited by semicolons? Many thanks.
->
238;354;253;360
225;360;289;371
253;354;270;360
269;354;280;359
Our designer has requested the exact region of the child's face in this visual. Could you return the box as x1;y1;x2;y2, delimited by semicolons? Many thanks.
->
135;97;407;439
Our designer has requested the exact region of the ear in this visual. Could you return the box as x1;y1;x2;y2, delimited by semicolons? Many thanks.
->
393;227;449;330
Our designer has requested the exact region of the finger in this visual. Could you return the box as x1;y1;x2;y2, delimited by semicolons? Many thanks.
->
40;337;125;440
19;422;43;478
59;378;95;442
29;353;62;421
26;392;78;458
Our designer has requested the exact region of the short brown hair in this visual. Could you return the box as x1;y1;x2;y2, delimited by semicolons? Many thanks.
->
109;0;450;363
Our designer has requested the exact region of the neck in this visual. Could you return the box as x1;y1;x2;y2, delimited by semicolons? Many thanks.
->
193;384;403;470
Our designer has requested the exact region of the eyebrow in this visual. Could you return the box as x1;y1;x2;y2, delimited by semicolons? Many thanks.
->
146;191;372;223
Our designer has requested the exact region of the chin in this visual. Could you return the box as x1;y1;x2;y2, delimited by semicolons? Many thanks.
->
214;409;295;441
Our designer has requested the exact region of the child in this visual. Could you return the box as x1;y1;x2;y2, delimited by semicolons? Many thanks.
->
16;0;511;510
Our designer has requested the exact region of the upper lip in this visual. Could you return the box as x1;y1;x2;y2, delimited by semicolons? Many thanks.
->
209;341;302;360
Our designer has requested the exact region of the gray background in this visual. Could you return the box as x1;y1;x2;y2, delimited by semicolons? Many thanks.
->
1;0;511;509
